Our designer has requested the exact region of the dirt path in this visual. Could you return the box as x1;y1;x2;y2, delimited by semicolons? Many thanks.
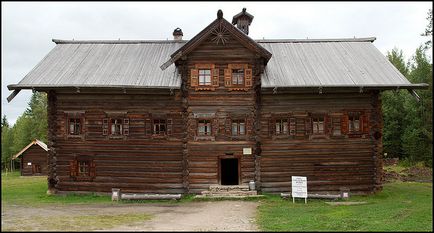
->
1;201;259;231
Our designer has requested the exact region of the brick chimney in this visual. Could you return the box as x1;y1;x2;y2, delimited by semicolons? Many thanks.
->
173;28;183;40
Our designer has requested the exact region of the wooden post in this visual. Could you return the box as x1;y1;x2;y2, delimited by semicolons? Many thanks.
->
47;90;58;195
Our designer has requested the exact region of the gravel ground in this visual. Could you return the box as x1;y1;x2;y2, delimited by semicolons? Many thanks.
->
1;201;259;231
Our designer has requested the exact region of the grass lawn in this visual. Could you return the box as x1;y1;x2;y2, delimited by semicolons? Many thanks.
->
1;171;111;206
257;182;433;231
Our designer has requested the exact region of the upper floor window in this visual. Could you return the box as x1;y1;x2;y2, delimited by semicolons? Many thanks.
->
312;116;325;134
232;69;244;85
153;119;166;135
199;69;212;86
111;119;123;135
275;119;288;135
348;112;361;133
232;120;246;135
198;120;212;135
69;118;81;135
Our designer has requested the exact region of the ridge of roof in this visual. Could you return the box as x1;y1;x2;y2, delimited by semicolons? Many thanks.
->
52;37;376;44
52;39;189;44
256;37;376;43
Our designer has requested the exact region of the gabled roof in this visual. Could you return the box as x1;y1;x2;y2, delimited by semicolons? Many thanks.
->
12;139;48;160
160;13;272;70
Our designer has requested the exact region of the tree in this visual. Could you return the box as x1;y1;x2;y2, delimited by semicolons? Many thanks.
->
421;9;432;50
24;92;48;142
1;116;14;171
402;46;433;166
382;48;410;159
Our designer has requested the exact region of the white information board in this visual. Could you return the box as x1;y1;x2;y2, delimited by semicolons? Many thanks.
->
292;176;307;203
243;148;252;155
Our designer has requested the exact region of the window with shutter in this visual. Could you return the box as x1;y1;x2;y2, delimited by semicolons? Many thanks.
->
312;115;325;134
348;112;362;133
198;69;212;85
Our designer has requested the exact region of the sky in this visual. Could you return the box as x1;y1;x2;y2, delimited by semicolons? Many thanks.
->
1;1;432;126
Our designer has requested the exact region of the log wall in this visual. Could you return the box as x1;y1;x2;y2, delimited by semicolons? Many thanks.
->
259;91;383;194
52;92;184;194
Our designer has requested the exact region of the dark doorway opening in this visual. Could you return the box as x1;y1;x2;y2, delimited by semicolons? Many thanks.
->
221;158;239;185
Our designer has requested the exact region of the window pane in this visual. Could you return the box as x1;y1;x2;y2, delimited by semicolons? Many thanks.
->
354;120;360;131
232;123;238;135
283;121;288;134
276;122;280;134
318;122;324;133
239;123;245;135
69;122;75;134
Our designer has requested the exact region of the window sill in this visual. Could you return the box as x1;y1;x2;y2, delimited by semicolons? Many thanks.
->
67;135;84;139
152;134;168;139
194;87;215;91
194;135;215;141
108;135;125;140
227;87;249;91
309;135;329;140
73;176;94;182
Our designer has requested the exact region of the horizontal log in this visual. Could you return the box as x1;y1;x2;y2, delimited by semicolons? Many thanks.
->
121;193;181;200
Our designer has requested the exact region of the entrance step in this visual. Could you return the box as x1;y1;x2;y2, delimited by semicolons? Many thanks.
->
198;185;258;198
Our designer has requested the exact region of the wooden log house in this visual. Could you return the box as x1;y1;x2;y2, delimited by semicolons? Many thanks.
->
11;139;49;176
7;9;428;195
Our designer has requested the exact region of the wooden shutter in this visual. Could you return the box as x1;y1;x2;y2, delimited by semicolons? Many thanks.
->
70;160;78;177
245;68;253;87
246;117;253;135
80;113;85;135
305;116;312;135
289;117;296;136
212;68;219;87
212;118;219;136
341;113;349;134
225;118;232;136
90;160;96;177
324;114;331;135
269;119;275;136
191;69;198;87
123;118;129;135
145;118;152;135
102;118;109;135
167;118;173;135
362;113;369;134
64;113;69;137
224;69;232;87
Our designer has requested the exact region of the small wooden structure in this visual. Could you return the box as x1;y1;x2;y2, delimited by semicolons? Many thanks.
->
12;139;49;176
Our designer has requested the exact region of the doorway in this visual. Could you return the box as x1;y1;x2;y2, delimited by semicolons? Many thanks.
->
220;158;239;185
